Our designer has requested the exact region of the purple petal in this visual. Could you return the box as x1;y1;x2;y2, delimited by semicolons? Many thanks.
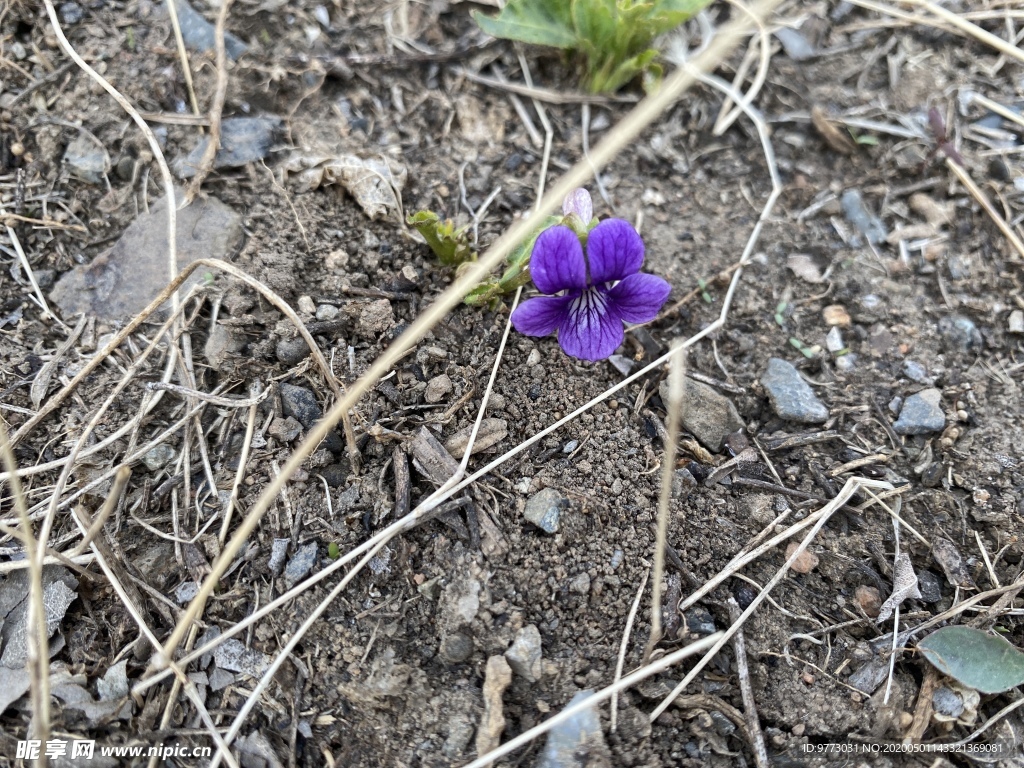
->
529;226;586;295
608;273;672;323
511;294;571;337
557;288;624;361
587;218;645;285
561;188;593;223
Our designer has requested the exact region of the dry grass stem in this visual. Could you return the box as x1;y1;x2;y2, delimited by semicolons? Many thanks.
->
728;597;769;768
644;344;684;664
185;0;233;202
611;567;650;733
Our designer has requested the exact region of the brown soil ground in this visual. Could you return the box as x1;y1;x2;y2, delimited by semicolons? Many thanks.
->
1;1;1023;766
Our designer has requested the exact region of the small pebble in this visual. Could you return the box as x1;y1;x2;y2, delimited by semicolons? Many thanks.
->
1009;310;1024;334
280;383;322;428
854;585;881;618
902;359;934;385
917;570;942;603
524;488;567;534
893;388;945;435
569;572;591;595
59;2;84;24
562;440;579;453
835;353;857;372
276;337;310;366
142;443;176;471
841;189;887;245
283;541;318;588
526;348;541;366
784;542;819;573
505;624;543;682
761;358;829;424
424;374;453;404
937;314;982;354
315;304;339;321
297;295;316;315
825;326;844;353
685;607;716;636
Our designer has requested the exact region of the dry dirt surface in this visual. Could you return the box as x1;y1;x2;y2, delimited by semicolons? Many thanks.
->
1;0;1024;766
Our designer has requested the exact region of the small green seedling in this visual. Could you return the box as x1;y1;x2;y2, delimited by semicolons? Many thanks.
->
788;337;819;358
697;277;712;303
474;0;712;94
774;301;788;327
327;542;340;560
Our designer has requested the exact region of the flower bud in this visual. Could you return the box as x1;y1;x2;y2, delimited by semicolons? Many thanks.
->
561;188;593;224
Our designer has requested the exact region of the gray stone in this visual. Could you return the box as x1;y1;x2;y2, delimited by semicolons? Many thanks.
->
902;359;934;385
893;388;945;435
50;189;243;323
774;27;816;60
760;358;829;424
63;132;109;183
424;374;453;404
59;2;84;24
268;538;289;575
504;624;542;682
917;570;942;603
933;687;965;719
276;336;311;366
283;541;318;587
841;189;887;245
524;488;567;534
204;323;245;369
268;416;302;443
938;314;983;354
685;607;716;636
142;443;176;471
174;117;282;178
439;631;474;664
280;383;321;428
535;690;610;768
168;0;248;59
659;377;744;452
174;581;199;604
569;572;591;595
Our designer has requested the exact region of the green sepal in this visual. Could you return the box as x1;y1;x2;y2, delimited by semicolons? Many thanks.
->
407;211;476;266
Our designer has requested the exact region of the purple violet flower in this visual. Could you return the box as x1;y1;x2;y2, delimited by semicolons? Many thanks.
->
511;219;671;361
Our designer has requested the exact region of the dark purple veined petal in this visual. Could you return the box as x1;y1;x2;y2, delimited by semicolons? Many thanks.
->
607;273;672;323
587;218;645;285
529;225;587;295
557;288;624;361
511;294;572;337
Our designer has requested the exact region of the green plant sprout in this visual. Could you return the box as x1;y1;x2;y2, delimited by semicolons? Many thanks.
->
473;0;712;94
408;208;592;310
788;337;820;359
696;277;712;303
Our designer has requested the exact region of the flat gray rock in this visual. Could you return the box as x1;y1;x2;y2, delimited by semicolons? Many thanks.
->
50;190;243;323
659;377;744;452
174;116;282;178
760;358;829;424
536;690;610;768
893;388;945;435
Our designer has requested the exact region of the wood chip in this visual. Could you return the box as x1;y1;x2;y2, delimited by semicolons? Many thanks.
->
811;106;858;155
444;418;507;459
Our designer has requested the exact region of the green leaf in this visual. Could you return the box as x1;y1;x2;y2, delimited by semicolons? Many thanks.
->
407;211;476;267
652;0;713;30
473;0;576;48
327;542;340;560
918;626;1024;694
